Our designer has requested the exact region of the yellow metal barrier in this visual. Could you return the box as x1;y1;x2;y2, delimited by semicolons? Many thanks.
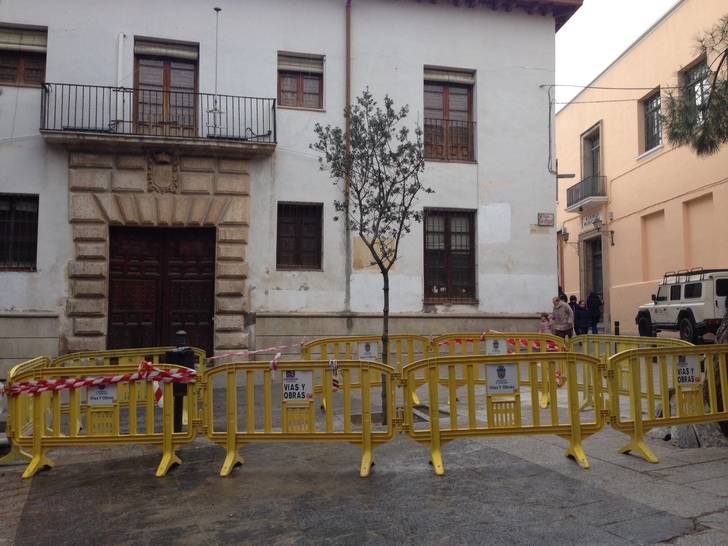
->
8;361;200;478
203;359;395;477
608;345;728;464
431;333;567;409
302;335;430;406
0;357;50;466
568;335;692;411
402;352;603;475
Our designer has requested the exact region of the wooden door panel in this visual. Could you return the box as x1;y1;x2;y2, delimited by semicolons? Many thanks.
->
108;227;215;355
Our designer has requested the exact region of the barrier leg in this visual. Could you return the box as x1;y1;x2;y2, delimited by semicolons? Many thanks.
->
156;383;181;477
428;365;444;476
22;449;55;479
539;363;550;409
579;365;595;411
22;396;54;479
618;354;659;464
360;367;374;477
220;369;244;477
564;358;589;469
0;444;33;465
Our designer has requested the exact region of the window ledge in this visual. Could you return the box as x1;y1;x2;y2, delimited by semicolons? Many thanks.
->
0;267;37;272
424;158;477;165
636;144;663;161
278;105;326;113
423;299;479;306
276;267;323;272
0;82;43;89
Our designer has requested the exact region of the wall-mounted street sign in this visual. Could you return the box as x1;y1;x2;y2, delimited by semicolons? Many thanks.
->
537;212;555;227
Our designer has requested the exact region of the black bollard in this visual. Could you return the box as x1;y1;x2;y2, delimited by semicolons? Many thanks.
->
165;330;196;433
614;321;620;336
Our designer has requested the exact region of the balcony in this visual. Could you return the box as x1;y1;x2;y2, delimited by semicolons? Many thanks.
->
40;83;276;158
424;118;475;162
565;175;607;212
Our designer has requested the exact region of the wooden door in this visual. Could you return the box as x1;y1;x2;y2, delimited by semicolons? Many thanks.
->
108;227;215;355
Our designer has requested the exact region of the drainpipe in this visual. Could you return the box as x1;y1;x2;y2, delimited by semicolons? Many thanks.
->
344;0;353;330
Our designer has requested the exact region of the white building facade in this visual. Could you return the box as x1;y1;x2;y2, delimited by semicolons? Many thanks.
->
0;0;580;375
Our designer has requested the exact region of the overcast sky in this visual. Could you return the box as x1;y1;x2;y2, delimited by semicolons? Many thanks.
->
555;0;681;107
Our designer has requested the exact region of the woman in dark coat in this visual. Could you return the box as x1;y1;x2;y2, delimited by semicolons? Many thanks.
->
586;292;602;334
574;301;591;335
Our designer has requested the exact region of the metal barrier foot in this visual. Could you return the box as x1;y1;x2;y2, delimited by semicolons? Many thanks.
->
360;450;374;478
618;439;659;464
539;392;550;409
0;444;33;466
429;449;445;476
21;451;55;479
220;449;245;477
565;443;590;469
155;451;182;477
411;391;421;406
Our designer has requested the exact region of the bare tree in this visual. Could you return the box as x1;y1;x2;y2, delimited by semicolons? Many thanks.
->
312;89;430;422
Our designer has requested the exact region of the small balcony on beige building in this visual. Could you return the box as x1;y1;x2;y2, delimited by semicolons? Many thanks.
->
39;83;276;158
565;175;607;213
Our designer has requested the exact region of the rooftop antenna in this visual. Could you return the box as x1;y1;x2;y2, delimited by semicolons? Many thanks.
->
214;7;221;96
212;7;222;135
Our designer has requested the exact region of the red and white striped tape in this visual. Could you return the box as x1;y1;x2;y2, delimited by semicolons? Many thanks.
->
6;361;196;397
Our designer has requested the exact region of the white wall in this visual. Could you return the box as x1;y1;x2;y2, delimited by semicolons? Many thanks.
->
0;0;557;319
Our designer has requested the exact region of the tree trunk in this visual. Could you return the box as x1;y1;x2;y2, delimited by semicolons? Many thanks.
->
381;269;390;425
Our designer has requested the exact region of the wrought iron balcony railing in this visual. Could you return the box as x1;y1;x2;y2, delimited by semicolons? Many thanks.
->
40;83;276;144
424;118;475;162
566;175;607;208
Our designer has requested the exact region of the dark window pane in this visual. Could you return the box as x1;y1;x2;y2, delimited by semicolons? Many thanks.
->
424;209;475;303
423;81;473;161
670;284;681;300
643;91;662;151
22;53;45;85
276;203;322;269
684;282;702;299
716;279;728;298
0;194;39;269
0;51;19;83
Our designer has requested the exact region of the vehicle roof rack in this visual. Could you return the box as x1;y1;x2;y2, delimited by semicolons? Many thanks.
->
662;267;728;284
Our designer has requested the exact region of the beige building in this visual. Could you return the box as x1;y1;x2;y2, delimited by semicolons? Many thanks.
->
556;0;728;335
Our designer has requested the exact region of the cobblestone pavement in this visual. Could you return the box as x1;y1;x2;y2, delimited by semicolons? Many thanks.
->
2;427;728;545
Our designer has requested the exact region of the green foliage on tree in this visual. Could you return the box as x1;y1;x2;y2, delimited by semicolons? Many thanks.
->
664;14;728;156
312;89;430;421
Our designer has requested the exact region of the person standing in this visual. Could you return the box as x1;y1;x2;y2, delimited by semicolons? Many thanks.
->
574;301;591;335
552;297;574;339
568;295;578;313
587;292;602;335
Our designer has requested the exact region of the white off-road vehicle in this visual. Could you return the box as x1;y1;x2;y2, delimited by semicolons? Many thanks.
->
636;268;728;342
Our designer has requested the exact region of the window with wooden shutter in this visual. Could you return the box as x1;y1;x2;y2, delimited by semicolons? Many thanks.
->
0;194;39;270
0;25;47;86
424;67;475;161
134;37;199;136
424;209;476;303
276;203;323;270
277;52;324;109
